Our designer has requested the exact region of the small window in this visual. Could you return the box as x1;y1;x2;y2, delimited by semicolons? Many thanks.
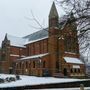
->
29;62;31;68
33;61;35;68
43;61;46;68
16;63;18;69
71;69;73;73
19;62;21;69
22;63;24;69
74;69;77;73
78;69;80;73
26;61;28;68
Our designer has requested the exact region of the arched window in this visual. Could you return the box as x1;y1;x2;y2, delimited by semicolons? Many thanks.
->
43;61;46;68
22;62;24;69
33;61;35;68
74;69;77;73
16;63;18;69
19;62;21;69
78;69;80;73
56;61;59;73
71;68;73;73
27;46;29;56
29;62;31;68
64;35;78;53
26;61;28;68
64;36;72;52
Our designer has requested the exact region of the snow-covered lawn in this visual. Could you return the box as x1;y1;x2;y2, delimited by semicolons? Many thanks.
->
0;74;89;88
41;87;90;90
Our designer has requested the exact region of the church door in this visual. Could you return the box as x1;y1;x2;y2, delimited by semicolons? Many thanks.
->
63;68;67;76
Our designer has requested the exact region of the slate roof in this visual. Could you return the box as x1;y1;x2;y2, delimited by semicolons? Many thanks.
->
23;28;48;42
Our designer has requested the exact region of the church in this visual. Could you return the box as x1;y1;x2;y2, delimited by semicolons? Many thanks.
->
0;2;85;77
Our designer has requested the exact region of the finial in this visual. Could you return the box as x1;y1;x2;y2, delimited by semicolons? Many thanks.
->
4;33;8;41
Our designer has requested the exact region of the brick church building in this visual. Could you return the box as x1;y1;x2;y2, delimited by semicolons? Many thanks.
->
0;2;85;77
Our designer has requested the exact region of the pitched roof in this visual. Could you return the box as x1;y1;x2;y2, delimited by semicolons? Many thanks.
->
24;28;48;42
19;53;49;60
64;57;84;64
6;34;27;48
25;36;48;45
5;28;48;47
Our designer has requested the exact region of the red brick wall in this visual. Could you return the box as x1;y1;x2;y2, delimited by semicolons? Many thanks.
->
15;55;50;76
26;38;48;56
10;46;26;58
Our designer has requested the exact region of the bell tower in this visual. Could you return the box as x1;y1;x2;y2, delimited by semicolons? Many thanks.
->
1;34;10;61
1;33;10;73
48;2;59;75
49;2;59;36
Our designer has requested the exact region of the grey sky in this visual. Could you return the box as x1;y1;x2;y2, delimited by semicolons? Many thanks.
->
0;0;65;46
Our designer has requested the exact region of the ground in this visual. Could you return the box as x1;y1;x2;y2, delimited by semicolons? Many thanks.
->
0;74;90;89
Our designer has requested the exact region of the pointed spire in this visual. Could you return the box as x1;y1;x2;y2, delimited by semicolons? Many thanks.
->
49;2;59;19
70;12;74;18
69;12;75;20
4;33;8;41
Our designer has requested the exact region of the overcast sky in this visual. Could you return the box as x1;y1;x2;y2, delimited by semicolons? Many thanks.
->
0;0;65;46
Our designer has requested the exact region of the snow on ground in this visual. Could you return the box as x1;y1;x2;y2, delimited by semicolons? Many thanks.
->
0;74;89;88
40;87;90;90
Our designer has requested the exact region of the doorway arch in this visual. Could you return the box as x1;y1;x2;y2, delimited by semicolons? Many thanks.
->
63;68;67;76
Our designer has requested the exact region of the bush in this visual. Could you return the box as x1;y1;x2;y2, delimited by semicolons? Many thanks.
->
16;75;20;80
6;77;11;82
0;78;5;83
9;77;16;82
5;77;16;82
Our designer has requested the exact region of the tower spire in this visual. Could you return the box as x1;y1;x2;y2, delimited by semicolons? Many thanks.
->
4;33;8;41
49;2;59;19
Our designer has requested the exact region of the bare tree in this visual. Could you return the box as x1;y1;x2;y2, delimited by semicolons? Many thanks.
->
25;1;90;62
55;0;90;62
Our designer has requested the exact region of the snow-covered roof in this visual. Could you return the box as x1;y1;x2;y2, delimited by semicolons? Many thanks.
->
24;28;48;42
64;57;84;64
5;29;48;47
7;34;27;48
19;53;49;60
25;36;48;45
